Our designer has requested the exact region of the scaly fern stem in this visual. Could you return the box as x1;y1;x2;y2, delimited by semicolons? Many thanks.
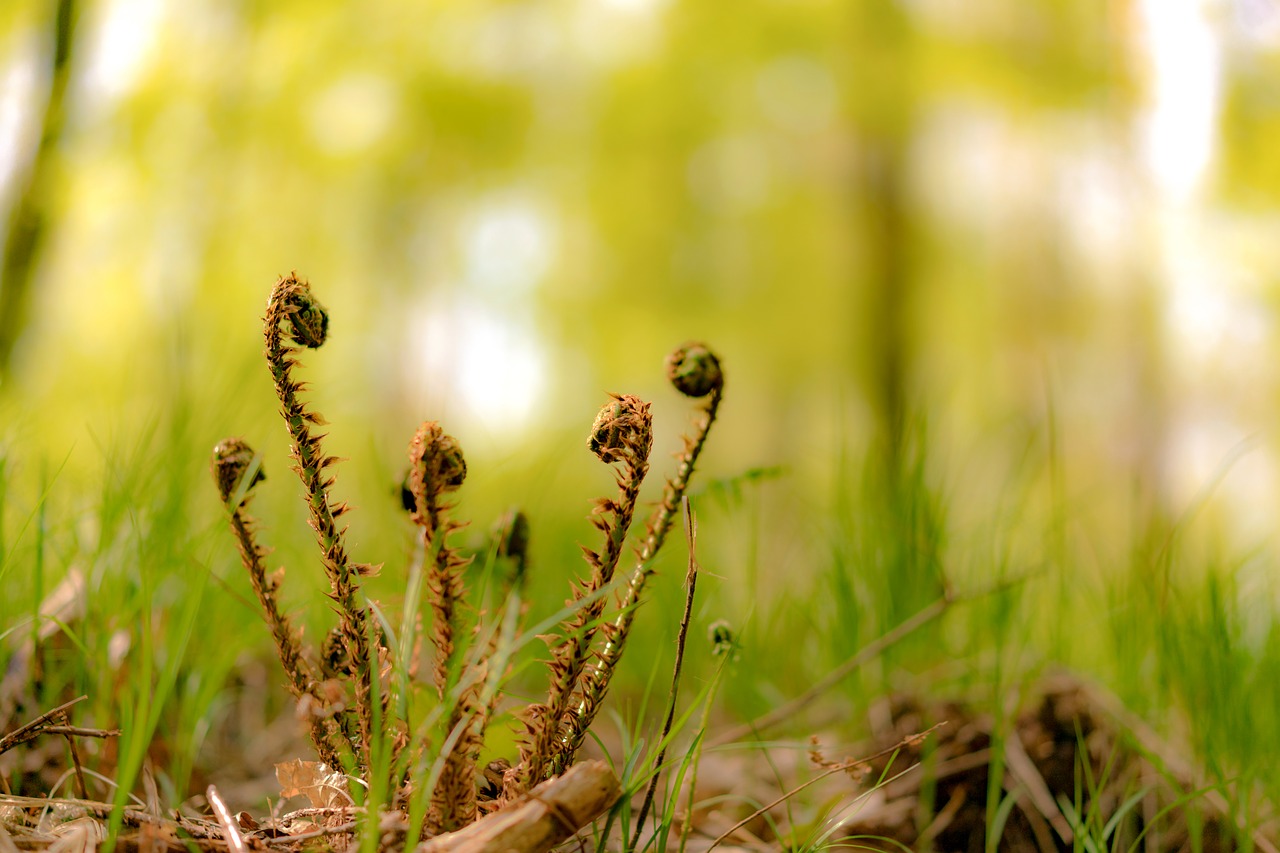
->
563;386;722;761
265;274;375;773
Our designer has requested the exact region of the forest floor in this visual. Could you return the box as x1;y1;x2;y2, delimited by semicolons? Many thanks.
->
1;668;1269;852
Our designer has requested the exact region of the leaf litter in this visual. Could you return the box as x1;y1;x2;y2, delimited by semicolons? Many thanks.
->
1;672;1275;851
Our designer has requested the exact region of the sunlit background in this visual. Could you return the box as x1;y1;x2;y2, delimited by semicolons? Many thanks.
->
3;0;1280;587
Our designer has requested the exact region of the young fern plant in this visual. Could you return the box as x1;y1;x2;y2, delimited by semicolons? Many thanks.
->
506;394;654;797
508;346;726;793
263;274;382;772
209;438;351;770
565;344;724;760
211;272;726;841
405;421;489;833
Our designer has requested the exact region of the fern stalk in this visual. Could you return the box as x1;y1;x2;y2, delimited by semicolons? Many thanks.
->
264;273;377;772
211;437;350;769
564;344;724;760
406;421;482;834
509;394;653;793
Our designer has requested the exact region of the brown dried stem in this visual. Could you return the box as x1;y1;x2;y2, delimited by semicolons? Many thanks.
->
419;760;620;853
211;437;350;768
632;496;700;847
0;697;119;758
705;725;944;853
264;273;376;771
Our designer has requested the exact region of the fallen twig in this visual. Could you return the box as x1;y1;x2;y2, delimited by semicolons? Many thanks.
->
711;574;1034;746
707;725;943;852
418;760;619;853
207;785;246;853
0;793;178;831
0;696;89;755
1003;722;1072;844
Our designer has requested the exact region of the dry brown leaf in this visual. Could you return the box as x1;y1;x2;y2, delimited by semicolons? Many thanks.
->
274;758;353;809
0;823;20;853
46;817;103;853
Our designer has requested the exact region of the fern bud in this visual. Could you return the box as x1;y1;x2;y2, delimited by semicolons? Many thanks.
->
407;422;468;518
284;281;329;348
708;619;737;657
398;458;465;510
211;437;265;505
435;433;468;490
493;509;530;563
587;394;653;464
665;342;722;398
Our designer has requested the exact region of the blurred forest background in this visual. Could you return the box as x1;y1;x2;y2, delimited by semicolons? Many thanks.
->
5;0;1280;821
3;0;1279;536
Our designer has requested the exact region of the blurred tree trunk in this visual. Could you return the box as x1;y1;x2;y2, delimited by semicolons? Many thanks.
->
0;0;79;384
842;7;948;632
859;137;911;474
846;4;916;478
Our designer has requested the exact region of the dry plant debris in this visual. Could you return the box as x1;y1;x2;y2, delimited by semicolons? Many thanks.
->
674;673;1267;853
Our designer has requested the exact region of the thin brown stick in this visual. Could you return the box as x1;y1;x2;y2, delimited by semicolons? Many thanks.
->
0;696;86;755
266;819;358;843
1003;723;1073;843
206;785;246;853
706;725;943;852
0;794;180;830
711;599;947;747
882;748;993;799
633;496;700;847
917;785;967;847
62;732;88;800
711;575;1030;747
277;806;363;823
40;725;119;739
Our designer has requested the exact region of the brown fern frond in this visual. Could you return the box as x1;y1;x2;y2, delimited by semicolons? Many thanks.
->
510;394;652;792
407;421;483;833
264;272;374;772
210;437;352;769
562;344;724;762
407;422;470;699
